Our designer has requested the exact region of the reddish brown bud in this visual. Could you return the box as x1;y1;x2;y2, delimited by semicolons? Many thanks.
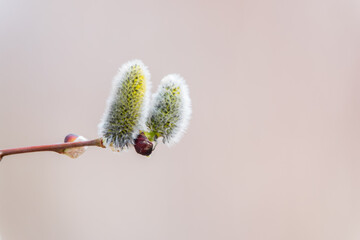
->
64;134;79;143
134;132;153;156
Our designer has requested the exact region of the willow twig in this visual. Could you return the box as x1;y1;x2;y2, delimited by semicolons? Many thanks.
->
0;138;105;161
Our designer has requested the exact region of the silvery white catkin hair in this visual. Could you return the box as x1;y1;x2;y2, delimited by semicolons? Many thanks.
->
98;60;151;150
147;74;191;145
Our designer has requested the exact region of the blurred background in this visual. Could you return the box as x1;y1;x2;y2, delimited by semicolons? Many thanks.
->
0;0;360;239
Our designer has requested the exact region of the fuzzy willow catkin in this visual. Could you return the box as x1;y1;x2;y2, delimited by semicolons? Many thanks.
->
147;74;191;145
98;60;151;150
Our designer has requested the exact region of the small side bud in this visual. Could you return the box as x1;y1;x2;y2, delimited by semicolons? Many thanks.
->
63;134;88;159
134;132;153;156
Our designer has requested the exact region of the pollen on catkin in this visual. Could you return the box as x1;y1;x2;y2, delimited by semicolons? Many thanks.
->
98;60;151;150
147;74;191;145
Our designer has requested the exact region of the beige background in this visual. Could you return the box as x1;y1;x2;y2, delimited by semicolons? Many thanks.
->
1;0;360;239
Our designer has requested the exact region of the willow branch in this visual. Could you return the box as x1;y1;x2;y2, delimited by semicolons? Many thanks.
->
0;138;105;161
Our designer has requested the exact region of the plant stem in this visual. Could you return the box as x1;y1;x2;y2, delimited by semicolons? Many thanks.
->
0;138;105;161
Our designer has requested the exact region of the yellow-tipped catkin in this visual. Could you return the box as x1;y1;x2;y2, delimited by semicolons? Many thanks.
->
147;74;191;145
98;60;151;150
